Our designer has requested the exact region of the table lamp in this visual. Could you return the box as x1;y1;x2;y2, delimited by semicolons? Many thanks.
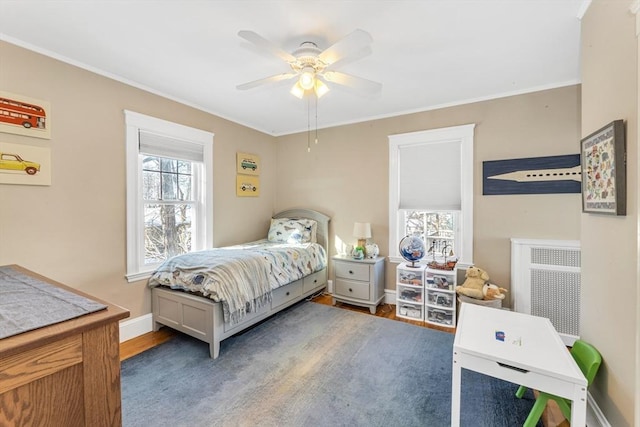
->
353;222;372;250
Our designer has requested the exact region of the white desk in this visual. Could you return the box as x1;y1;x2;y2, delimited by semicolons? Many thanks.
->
452;303;587;426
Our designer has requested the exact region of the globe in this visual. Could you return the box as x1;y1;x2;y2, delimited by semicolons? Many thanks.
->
399;235;426;267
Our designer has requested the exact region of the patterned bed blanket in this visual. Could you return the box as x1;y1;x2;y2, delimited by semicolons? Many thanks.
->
148;240;326;324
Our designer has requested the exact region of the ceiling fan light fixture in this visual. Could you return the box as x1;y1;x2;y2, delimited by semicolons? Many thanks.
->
299;66;316;90
290;81;305;99
314;79;329;98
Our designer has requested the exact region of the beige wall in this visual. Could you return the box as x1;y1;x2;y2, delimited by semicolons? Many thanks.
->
581;2;638;426
0;41;278;319
276;85;582;296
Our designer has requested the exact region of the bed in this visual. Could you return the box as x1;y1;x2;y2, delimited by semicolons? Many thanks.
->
149;208;330;358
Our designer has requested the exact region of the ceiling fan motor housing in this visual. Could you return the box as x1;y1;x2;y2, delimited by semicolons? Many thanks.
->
290;41;326;74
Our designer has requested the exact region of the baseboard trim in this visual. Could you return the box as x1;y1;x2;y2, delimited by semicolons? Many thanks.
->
587;391;610;427
384;289;396;304
119;313;153;343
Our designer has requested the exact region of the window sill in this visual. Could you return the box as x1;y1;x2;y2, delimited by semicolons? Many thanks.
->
388;255;472;270
125;271;153;283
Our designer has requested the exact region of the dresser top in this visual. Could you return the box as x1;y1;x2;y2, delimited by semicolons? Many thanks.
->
0;265;129;358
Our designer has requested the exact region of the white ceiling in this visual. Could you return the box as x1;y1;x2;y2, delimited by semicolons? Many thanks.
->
0;0;586;136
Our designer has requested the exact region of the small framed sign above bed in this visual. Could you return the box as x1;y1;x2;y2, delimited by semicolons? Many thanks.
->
236;152;260;175
236;175;259;196
236;151;260;196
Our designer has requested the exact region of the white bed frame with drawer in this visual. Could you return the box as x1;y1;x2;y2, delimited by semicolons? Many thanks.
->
151;209;330;358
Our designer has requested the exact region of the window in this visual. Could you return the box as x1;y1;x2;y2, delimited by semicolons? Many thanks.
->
388;124;474;266
404;211;458;258
142;156;194;264
125;110;213;282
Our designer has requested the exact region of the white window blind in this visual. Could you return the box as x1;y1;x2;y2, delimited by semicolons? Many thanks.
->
398;140;461;211
139;130;204;162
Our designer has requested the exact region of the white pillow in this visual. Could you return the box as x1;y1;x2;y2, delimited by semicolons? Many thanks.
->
267;218;317;243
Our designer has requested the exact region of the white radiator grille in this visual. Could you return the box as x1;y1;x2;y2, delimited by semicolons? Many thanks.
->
531;247;580;268
511;239;581;346
530;269;581;336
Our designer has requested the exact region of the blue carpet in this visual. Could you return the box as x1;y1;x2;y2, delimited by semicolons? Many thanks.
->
121;301;541;426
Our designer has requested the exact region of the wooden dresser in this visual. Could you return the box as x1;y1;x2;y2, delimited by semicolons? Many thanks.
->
0;265;129;427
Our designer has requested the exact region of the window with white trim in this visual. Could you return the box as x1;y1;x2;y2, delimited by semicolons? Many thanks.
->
125;110;213;282
388;124;474;266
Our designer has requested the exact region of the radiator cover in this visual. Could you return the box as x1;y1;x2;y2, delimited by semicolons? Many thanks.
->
511;238;581;346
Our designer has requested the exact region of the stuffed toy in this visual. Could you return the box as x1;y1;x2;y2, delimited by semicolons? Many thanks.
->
482;283;508;300
455;265;489;300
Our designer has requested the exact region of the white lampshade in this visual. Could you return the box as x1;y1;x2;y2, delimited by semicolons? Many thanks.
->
290;82;305;99
314;79;329;98
353;222;372;239
299;67;315;90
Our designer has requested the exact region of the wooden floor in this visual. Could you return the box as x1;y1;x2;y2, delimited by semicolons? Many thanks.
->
120;325;177;361
119;292;568;426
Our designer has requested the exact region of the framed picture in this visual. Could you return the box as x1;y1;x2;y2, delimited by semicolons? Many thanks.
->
0;91;52;139
236;175;260;197
580;120;626;215
0;141;52;186
236;152;259;175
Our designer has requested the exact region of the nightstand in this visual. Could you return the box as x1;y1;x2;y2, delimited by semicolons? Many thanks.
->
331;255;385;314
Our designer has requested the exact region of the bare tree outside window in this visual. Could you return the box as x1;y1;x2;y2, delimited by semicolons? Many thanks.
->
142;156;194;264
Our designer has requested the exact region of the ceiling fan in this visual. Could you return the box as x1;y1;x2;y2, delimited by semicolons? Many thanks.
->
236;29;382;99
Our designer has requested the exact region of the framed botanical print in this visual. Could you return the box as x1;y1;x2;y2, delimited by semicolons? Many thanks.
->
580;120;626;215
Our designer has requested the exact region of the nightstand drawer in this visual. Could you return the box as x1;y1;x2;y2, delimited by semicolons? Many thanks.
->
334;262;370;281
335;278;370;300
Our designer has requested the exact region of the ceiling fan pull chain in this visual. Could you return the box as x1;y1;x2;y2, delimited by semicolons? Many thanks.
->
307;95;311;153
315;94;319;145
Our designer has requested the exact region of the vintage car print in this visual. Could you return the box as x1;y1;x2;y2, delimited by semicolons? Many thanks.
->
240;182;257;192
0;152;40;175
240;159;257;171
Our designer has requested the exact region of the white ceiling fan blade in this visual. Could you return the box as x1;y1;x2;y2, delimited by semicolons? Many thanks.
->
322;71;382;95
238;30;296;63
236;73;297;90
318;29;373;66
325;46;372;71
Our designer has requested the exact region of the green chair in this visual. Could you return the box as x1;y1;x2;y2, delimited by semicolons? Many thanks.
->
515;339;602;427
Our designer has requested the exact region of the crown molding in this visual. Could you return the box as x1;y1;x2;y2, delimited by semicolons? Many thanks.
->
577;0;592;19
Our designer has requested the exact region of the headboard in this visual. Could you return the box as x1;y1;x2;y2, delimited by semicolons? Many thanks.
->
273;209;331;255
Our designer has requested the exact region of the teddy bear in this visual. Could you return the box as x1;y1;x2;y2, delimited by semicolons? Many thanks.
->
455;265;489;300
482;283;508;300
